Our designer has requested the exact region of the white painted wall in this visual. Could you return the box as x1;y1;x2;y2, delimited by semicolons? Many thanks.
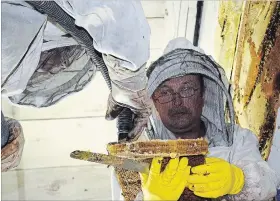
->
164;1;197;47
198;1;220;58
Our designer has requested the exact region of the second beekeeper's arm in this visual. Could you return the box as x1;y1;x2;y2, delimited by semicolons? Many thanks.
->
227;126;280;200
57;0;152;139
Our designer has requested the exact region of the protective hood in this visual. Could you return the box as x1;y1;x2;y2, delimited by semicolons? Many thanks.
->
147;37;235;147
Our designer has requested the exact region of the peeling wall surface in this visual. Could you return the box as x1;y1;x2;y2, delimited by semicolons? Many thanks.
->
215;1;280;160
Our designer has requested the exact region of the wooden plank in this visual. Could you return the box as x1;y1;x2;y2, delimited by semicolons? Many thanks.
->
215;1;280;159
198;1;220;57
214;1;244;79
1;165;112;200
163;1;197;45
164;1;181;42
184;1;197;43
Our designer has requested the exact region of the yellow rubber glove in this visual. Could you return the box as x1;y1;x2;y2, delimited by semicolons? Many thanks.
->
188;157;244;198
140;157;191;201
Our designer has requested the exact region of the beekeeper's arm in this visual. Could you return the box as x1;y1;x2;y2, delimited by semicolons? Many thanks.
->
227;126;280;201
56;0;152;138
3;1;151;138
189;125;280;201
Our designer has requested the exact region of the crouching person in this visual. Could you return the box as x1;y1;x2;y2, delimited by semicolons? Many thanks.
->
138;37;280;201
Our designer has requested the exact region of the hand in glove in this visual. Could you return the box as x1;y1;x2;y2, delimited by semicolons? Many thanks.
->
105;93;124;120
105;93;150;139
140;157;191;201
188;157;244;198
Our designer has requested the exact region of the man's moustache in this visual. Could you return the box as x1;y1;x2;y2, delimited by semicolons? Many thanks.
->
168;107;191;117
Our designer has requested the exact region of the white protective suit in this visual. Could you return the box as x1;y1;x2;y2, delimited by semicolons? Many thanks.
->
1;0;151;173
1;0;150;112
111;38;280;201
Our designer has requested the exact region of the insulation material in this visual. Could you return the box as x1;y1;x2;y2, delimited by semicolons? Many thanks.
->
215;1;280;160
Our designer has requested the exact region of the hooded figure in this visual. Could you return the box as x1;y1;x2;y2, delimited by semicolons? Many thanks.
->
147;37;234;148
146;38;280;200
111;38;280;201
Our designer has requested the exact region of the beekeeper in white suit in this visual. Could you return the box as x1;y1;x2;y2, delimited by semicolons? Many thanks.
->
1;1;151;170
1;0;150;132
112;38;280;201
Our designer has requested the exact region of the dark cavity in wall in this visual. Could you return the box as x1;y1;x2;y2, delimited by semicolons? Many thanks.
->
258;3;280;158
